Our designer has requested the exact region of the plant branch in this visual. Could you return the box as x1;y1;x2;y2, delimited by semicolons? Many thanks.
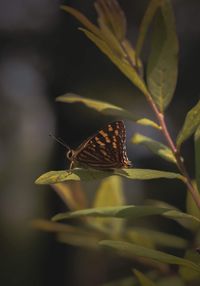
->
145;93;200;209
120;40;200;209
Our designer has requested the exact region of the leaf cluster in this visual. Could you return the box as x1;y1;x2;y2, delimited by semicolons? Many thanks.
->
34;0;200;285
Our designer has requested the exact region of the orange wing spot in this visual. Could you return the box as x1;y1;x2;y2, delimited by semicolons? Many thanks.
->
113;136;117;142
108;124;113;131
114;130;119;136
97;140;105;146
99;130;107;137
112;142;117;149
105;137;111;143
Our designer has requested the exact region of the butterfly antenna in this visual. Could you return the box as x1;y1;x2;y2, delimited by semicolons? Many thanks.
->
49;133;70;151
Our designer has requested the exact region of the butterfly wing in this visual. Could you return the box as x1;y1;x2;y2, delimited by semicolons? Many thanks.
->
74;121;131;170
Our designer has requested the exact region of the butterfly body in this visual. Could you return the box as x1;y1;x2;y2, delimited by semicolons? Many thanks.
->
67;121;131;170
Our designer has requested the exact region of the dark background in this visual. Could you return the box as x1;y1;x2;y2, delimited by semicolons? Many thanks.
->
0;0;200;285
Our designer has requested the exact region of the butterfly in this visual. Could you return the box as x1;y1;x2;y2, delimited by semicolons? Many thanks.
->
52;121;131;170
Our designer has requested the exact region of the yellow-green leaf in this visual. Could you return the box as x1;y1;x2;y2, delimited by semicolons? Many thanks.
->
51;182;87;210
195;126;200;193
56;94;159;128
57;232;100;249
51;205;200;228
61;5;101;38
52;205;172;222
99;240;200;273
136;118;160;129
95;0;127;41
179;250;200;282
32;219;102;249
35;168;184;185
133;269;156;286
177;100;200;147
132;133;176;163
147;0;178;112
127;228;188;249
91;176;125;234
80;28;149;97
136;0;162;59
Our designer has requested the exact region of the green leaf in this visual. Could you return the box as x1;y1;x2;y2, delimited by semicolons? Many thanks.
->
132;133;176;163
147;0;178;112
133;269;156;286
146;199;200;230
136;118;161;129
61;4;147;97
80;28;149;97
61;4;125;60
32;219;102;249
51;182;88;210
127;228;188;249
61;5;101;38
91;176;125;234
57;232;100;249
94;0;127;41
179;250;200;282
177;100;200;147
156;276;185;286
186;189;200;231
35;168;184;185
136;0;161;58
195;126;200;193
99;240;200;273
51;205;200;230
56;94;159;128
52;205;172;222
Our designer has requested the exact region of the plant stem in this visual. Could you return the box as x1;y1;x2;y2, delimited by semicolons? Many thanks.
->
145;92;200;209
120;40;200;209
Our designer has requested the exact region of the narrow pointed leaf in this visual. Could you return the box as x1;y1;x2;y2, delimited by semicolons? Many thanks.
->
179;250;200;282
57;232;100;249
195;126;200;193
128;228;188;249
56;94;158;128
35;168;184;185
95;0;127;41
80;28;149;97
91;176;125;234
51;182;87;210
177;100;200;147
99;240;200;273
136;0;161;58
133;269;156;286
51;205;200;228
61;5;101;37
52;205;172;221
132;133;176;163
61;4;125;59
146;199;200;230
147;0;178;111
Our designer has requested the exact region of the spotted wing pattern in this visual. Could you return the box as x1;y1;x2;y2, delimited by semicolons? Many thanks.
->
73;121;131;170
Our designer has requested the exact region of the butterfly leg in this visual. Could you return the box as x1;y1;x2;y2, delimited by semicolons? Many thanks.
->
69;160;74;171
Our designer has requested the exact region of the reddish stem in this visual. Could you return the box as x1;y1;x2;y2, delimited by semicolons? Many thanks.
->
120;40;200;209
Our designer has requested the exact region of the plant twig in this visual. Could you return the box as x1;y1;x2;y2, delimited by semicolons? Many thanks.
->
121;40;200;209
